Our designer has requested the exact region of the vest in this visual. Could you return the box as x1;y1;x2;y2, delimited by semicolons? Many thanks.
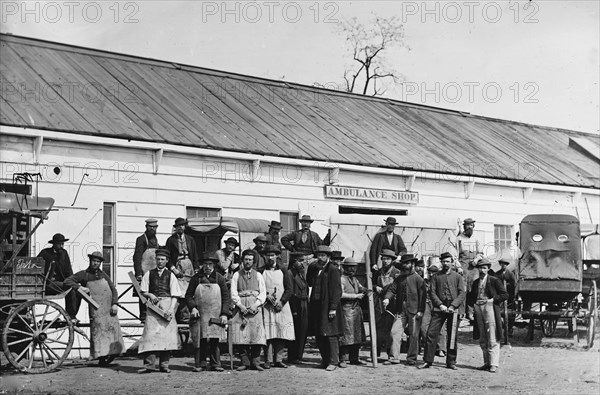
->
149;269;172;297
237;269;260;292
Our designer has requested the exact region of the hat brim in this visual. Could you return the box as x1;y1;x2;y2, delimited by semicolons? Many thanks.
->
269;225;283;230
88;254;105;262
49;238;69;243
399;258;418;264
380;254;397;259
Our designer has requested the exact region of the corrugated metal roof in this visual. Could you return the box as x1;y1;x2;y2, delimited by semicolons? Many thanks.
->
1;34;598;188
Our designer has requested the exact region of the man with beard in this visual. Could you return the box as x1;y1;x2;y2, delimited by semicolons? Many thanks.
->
467;258;508;373
230;250;267;371
133;219;160;322
309;246;343;371
374;249;401;361
185;252;230;372
65;251;124;366
281;215;323;256
265;221;283;250
260;245;295;369
137;249;182;373
419;253;465;370
38;233;80;321
287;252;309;364
383;254;426;365
456;218;482;322
252;235;268;271
369;217;407;273
339;257;368;367
215;237;240;282
330;251;345;270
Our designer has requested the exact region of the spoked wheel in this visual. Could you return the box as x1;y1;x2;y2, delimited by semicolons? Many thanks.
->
586;281;598;349
541;318;558;337
2;300;74;373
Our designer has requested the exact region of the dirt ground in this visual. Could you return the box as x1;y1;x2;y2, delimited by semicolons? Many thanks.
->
1;322;599;395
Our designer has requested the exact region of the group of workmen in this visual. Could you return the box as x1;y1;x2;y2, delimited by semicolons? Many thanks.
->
38;214;515;374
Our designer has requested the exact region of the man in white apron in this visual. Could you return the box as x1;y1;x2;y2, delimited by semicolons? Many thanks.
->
185;252;230;372
138;249;182;373
64;251;124;366
260;245;295;369
133;218;159;322
230;250;267;371
339;257;368;367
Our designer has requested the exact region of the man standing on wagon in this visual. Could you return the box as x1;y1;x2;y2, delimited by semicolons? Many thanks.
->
133;219;160;322
137;249;182;373
65;251;124;366
467;258;508;373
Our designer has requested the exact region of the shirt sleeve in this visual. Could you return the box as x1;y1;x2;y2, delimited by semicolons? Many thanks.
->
254;272;266;308
169;273;183;298
230;272;241;306
140;271;150;293
64;270;86;290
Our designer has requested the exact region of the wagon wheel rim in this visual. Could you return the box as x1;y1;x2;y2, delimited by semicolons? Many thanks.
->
2;300;74;374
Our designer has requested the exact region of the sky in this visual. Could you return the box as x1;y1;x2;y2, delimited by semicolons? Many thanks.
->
1;0;598;134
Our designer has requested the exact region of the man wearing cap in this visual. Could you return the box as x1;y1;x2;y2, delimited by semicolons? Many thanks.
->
260;245;295;369
383;254;426;365
252;235;268;271
230;249;267;371
185;252;230;372
281;215;323;256
138;249;183;373
420;255;447;357
287;252;309;364
369;217;407;273
467;258;508;373
419;253;465;370
165;217;199;290
456;218;482;322
339;257;368;367
265;220;283;250
309;246;343;371
133;219;160;322
374;249;401;360
38;233;80;320
493;254;516;337
65;251;125;366
215;237;240;282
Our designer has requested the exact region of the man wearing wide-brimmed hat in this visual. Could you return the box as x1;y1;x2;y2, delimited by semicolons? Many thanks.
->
383;254;426;365
215;236;240;281
65;251;125;366
252;234;268;271
133;218;160;322
308;246;343;371
185;252;230;372
374;249;401;361
38;233;80;320
467;258;508;373
330;251;345;270
265;220;283;250
369;217;407;273
339;257;368;367
165;217;199;294
281;215;324;256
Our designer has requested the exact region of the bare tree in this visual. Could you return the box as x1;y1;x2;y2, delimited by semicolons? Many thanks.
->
335;15;408;96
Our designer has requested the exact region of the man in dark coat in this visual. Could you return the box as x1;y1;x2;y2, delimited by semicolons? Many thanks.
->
252;235;268;271
468;258;508;373
493;255;516;337
287;252;309;364
281;215;323;256
133;218;160;322
419;254;465;370
265;220;283;250
38;233;80;320
374;249;401;360
369;217;407;273
383;254;426;365
308;246;343;371
185;252;230;372
164;217;200;275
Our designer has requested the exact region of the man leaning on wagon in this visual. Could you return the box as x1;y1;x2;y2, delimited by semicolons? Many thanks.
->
281;215;323;256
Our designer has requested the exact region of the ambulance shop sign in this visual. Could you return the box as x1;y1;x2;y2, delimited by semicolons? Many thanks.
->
324;185;419;204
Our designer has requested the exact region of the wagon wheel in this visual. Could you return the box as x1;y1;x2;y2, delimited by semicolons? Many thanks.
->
586;280;598;349
541;318;558;337
2;300;74;374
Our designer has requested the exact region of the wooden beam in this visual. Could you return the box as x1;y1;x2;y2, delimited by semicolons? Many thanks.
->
33;136;43;163
364;251;377;368
329;167;339;184
406;174;416;191
152;148;163;174
523;187;534;203
464;180;475;199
